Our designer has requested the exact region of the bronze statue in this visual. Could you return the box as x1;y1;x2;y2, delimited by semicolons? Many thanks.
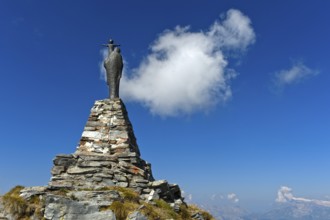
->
103;39;123;99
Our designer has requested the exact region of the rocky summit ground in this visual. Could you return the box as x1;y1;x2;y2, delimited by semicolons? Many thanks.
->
0;185;213;220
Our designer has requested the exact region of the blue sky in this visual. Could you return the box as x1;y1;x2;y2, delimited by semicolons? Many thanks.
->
1;0;330;212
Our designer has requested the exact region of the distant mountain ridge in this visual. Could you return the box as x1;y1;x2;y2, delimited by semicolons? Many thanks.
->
207;200;330;220
206;186;330;220
256;201;330;220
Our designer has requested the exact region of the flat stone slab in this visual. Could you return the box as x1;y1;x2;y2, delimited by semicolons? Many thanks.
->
67;167;98;175
44;195;116;220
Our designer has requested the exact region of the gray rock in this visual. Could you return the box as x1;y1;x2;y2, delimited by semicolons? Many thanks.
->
86;121;104;127
51;166;66;175
67;167;97;175
20;186;47;200
151;181;171;198
172;199;184;212
150;180;167;188
44;195;116;220
84;127;96;131
136;183;148;188
94;173;113;178
142;189;152;194
78;160;111;168
191;212;205;220
82;131;103;139
76;154;117;162
147;189;160;201
78;210;116;220
109;130;128;139
56;154;74;158
48;181;73;189
53;156;76;167
92;176;103;182
69;190;120;206
116;182;128;187
135;179;149;184
127;211;147;220
169;184;182;199
101;178;115;186
114;174;127;182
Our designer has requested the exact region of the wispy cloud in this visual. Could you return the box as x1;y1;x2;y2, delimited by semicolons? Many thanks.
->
227;193;239;203
276;186;330;207
211;193;224;200
99;49;108;82
210;193;239;203
273;62;319;91
181;190;193;203
101;9;255;117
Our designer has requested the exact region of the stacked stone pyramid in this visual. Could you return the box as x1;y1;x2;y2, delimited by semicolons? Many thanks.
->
0;98;188;220
48;98;183;203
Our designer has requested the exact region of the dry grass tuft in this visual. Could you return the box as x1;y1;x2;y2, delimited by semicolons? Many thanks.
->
188;204;215;220
108;186;140;202
101;200;138;220
2;185;45;220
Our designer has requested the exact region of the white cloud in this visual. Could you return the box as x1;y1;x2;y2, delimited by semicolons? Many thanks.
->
211;193;224;200
101;9;255;116
99;48;107;81
276;186;294;202
273;62;318;89
276;186;330;207
227;193;239;203
209;9;256;51
181;190;193;203
210;193;239;203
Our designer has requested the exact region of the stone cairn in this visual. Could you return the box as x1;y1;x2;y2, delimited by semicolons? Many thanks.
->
0;99;185;220
4;98;183;219
48;98;182;203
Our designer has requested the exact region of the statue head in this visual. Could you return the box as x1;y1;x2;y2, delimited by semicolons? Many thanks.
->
108;39;114;44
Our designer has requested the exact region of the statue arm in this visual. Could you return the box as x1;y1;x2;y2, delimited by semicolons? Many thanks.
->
102;44;120;47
